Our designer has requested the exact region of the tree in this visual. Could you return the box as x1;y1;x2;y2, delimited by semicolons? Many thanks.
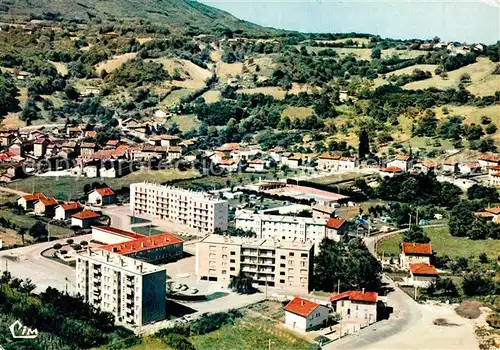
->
20;99;40;125
485;123;497;134
29;221;48;241
229;270;255;294
358;129;370;159
0;73;20;116
478;252;488;263
467;184;499;203
402;225;430;243
449;200;482;237
64;85;80;100
462;274;496;296
18;227;26;245
19;278;36;293
371;47;382;60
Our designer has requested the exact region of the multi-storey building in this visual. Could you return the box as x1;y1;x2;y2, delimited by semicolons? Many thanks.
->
235;211;345;251
130;182;228;233
76;248;167;327
195;234;314;294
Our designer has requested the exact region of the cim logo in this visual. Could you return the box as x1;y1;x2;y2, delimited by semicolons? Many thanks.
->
9;320;38;339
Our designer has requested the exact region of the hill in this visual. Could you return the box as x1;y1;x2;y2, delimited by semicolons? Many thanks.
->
0;0;277;35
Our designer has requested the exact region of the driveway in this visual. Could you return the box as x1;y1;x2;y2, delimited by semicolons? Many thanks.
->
0;234;91;294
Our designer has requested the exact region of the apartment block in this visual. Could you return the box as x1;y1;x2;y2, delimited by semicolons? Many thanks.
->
130;182;228;233
76;248;167;327
235;211;344;251
195;235;314;294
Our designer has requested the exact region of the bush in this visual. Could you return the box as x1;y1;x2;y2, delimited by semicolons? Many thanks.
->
486;313;500;329
190;310;243;335
462;274;496;296
59;250;68;255
162;334;195;350
53;243;62;250
66;239;74;245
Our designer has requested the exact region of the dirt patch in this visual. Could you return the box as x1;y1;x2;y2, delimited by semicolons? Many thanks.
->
95;52;138;74
456;300;483;319
433;318;460;327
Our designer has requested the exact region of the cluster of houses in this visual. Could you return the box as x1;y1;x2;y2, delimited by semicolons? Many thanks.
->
16;187;116;228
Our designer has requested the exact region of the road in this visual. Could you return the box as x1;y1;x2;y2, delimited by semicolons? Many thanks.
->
0;234;92;294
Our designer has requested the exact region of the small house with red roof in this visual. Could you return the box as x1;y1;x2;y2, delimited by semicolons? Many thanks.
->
88;187;115;206
34;197;59;217
54;202;83;220
379;166;404;178
33;138;50;157
317;152;341;171
71;210;101;228
18;192;47;211
268;146;285;162
478;154;500;170
329;290;378;324
399;242;433;269
326;217;346;237
218;158;239;172
284;297;330;332
387;154;413;172
442;160;458;174
459;162;482;175
339;156;358;170
408;263;438;287
247;158;266;172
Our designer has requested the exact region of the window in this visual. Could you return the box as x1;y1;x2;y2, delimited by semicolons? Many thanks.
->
209;269;216;275
301;253;307;258
289;252;294;256
280;279;285;283
280;271;285;276
230;251;235;256
230;259;235;263
209;245;216;251
222;270;227;275
222;254;227;259
230;267;235;271
280;255;286;259
209;253;216;258
280;263;285;268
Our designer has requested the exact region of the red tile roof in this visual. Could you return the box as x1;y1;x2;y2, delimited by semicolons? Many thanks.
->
474;211;495;218
215;143;240;151
340;156;356;162
250;159;264;164
329;290;378;304
72;210;101;220
491;172;500;178
479;154;500;163
489;165;500;171
327;217;345;229
318;152;341;160
443;160;458;166
485;207;500;215
421;161;437;168
219;159;237;165
59;202;82;211
269;146;285;153
106;140;120;146
37;197;58;206
410;263;438;276
284;297;320;317
464;162;481;169
396;155;410;161
22;192;47;202
381;166;403;173
94;187;115;197
401;242;432;255
100;233;183;255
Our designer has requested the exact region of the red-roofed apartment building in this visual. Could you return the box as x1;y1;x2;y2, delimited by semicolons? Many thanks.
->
329;290;378;324
88;187;115;206
408;263;438;287
284;297;330;332
17;192;47;211
399;242;433;269
100;232;183;263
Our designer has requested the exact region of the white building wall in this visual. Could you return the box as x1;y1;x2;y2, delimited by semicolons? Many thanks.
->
91;227;135;245
285;311;308;332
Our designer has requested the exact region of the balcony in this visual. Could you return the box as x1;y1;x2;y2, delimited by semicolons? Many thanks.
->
242;266;257;273
258;259;275;266
242;249;258;256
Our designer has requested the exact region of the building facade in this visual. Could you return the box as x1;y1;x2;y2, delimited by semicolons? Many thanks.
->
329;290;378;324
195;234;314;294
76;248;167;327
130;182;228;233
399;242;432;269
284;297;330;332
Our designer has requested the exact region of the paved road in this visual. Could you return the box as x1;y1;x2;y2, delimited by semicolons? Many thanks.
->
0;234;92;294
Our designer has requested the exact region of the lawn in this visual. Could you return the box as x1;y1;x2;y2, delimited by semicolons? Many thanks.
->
377;226;500;259
165;114;201;133
0;208;73;238
281;106;314;120
189;319;311;350
6;169;200;200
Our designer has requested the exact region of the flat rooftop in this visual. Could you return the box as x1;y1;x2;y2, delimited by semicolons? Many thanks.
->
235;212;327;225
131;182;227;202
78;248;167;275
100;233;183;255
200;234;313;251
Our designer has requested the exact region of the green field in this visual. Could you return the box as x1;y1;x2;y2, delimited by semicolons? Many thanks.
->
6;169;200;200
377;226;500;259
189;319;310;350
0;208;73;238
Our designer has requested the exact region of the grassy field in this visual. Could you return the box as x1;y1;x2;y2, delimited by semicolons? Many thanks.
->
160;88;196;107
404;57;497;93
6;169;200;200
48;61;69;76
150;57;212;89
281;106;314;120
238;86;287;99
94;52;138;74
201;90;222;103
166;114;201;132
374;64;438;87
377;226;500;259
0;208;73;238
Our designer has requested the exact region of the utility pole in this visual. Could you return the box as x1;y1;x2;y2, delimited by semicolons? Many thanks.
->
337;279;340;294
416;208;419;226
408;214;412;228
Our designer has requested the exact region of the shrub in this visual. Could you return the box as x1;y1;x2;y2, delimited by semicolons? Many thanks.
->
80;240;89;246
190;310;243;335
462;274;496;296
53;243;62;250
162;334;195;350
66;239;74;245
59;250;68;255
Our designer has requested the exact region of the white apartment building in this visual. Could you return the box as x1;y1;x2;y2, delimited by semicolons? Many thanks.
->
130;182;229;233
76;248;167;327
195;234;314;294
235;211;342;251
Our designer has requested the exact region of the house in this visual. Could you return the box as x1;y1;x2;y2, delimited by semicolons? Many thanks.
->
408;263;438;287
326;217;346;239
339;156;358;170
485;207;500;224
18;192;47;211
268;146;285;162
478;154;500;170
387;155;413;171
247;159;266;172
317;153;341;171
88;187;116;206
80;143;97;157
33;197;58;217
399;242;432;269
459;162;482;175
54;202;83;220
442;160;459;174
218;158;239;172
105;140;121;149
420;161;437;174
379;166;404;177
312;204;336;220
489;170;500;187
0;132;15;147
71;210;101;228
329;290;378;324
33;138;50;157
284;297;330;332
282;153;302;169
0;162;24;183
9;138;31;157
208;151;226;165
